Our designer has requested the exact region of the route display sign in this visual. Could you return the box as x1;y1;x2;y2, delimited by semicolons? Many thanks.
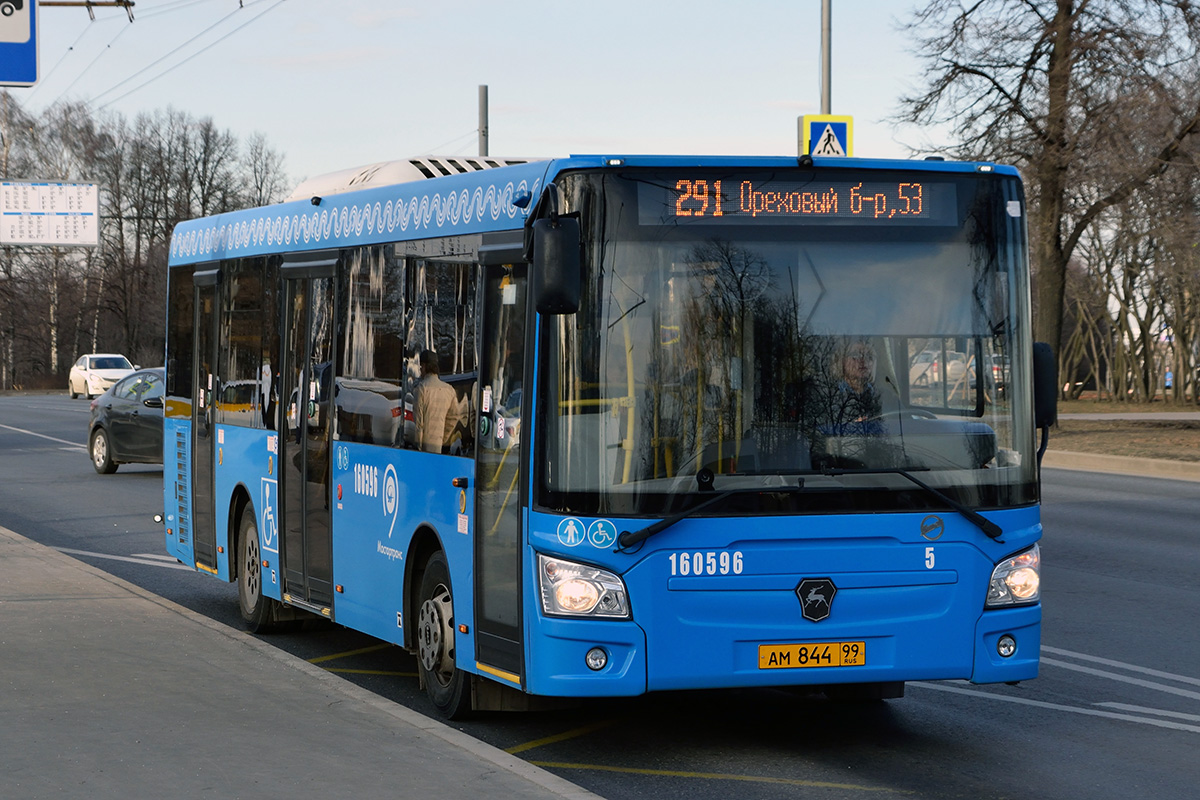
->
1;181;101;247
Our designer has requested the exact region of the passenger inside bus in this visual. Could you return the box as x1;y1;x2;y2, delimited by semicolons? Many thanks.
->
413;349;458;453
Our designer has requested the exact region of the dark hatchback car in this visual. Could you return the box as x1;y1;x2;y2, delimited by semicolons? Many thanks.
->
88;367;165;474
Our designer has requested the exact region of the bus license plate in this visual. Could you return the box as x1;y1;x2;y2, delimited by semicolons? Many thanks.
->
758;641;866;669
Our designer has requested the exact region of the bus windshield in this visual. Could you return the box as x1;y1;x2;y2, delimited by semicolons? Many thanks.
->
537;168;1037;517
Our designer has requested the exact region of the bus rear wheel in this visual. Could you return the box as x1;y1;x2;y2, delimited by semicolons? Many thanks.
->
417;551;470;719
238;512;281;633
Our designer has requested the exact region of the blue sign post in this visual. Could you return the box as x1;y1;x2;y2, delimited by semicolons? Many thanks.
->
0;0;38;88
802;114;853;157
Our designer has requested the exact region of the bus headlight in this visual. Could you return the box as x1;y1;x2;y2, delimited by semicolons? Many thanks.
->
986;544;1041;607
538;554;630;618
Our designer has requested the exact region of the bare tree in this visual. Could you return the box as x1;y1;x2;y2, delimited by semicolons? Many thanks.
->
0;91;38;388
241;132;288;207
0;92;289;388
1140;157;1200;403
21;101;100;375
897;0;1200;364
1060;256;1110;399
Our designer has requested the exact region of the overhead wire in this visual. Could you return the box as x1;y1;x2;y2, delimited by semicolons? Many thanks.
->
91;1;255;105
37;0;224;109
425;129;480;155
24;23;93;105
133;0;217;20
53;18;136;102
97;0;288;110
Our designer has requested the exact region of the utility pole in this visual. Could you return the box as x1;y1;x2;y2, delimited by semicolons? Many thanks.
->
820;0;832;114
478;85;488;157
800;0;834;156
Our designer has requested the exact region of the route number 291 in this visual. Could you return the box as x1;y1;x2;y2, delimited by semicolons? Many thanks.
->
668;550;744;576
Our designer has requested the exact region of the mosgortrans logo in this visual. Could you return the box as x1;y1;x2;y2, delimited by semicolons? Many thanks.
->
383;463;398;538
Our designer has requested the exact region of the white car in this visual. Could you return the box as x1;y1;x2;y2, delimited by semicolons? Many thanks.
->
909;351;936;385
68;353;136;399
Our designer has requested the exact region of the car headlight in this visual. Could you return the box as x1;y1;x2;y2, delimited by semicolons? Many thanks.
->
986;544;1041;607
538;554;630;618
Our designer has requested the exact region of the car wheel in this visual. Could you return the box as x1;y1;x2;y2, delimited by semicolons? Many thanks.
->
69;379;78;399
237;511;283;633
90;428;118;474
417;551;471;719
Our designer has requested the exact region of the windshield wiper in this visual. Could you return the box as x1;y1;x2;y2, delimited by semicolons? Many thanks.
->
617;475;804;550
616;466;1001;550
818;467;1003;540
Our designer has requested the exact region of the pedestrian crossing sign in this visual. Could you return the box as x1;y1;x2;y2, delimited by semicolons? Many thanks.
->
803;115;853;157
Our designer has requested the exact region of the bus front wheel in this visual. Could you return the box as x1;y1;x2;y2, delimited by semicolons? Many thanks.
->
417;551;471;719
238;512;281;633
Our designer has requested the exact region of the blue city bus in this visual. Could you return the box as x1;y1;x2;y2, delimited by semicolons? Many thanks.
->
162;153;1052;718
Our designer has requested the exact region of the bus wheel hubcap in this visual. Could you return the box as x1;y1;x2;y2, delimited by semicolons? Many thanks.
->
244;536;260;597
418;587;454;679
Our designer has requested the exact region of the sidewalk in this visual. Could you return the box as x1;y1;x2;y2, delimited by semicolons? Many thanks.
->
1058;411;1200;421
1043;449;1200;482
0;525;600;800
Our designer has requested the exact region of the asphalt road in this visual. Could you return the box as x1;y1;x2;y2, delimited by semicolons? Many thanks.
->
2;393;1198;799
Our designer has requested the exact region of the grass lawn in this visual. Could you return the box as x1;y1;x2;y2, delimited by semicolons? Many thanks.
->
1052;400;1200;461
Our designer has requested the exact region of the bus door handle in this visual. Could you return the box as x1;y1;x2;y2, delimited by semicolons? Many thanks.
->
452;477;469;488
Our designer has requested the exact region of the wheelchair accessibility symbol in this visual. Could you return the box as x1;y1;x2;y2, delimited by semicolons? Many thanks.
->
587;520;617;548
260;478;278;551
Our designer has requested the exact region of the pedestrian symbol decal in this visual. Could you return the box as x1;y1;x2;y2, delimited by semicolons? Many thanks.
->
557;518;586;546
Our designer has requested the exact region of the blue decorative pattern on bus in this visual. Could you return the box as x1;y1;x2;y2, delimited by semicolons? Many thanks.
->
169;164;546;264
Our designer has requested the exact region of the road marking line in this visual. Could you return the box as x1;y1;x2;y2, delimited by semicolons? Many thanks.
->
1042;645;1200;687
506;721;619;754
1095;703;1200;723
1040;657;1200;702
307;643;393;664
55;547;192;570
911;682;1200;734
525;762;912;793
134;553;182;562
0;422;85;449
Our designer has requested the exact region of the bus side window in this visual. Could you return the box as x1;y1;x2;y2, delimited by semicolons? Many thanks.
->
403;258;477;454
336;246;405;446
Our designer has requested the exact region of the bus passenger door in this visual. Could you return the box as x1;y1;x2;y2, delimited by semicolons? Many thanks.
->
474;265;527;681
191;271;220;573
279;261;336;612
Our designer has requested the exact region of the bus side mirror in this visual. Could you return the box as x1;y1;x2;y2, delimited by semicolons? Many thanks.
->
531;215;581;315
1032;342;1057;428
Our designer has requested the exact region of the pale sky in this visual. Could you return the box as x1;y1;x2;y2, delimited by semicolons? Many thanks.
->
16;0;938;187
